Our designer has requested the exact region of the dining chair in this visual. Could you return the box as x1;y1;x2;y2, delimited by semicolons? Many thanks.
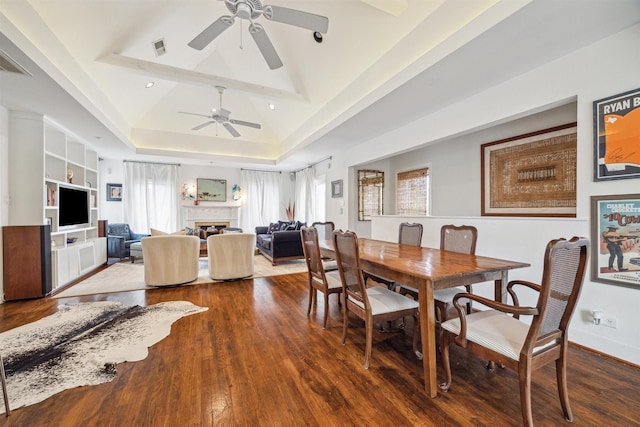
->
364;222;423;290
399;225;477;323
1;353;9;416
311;221;338;271
439;236;589;427
333;229;421;369
301;226;343;328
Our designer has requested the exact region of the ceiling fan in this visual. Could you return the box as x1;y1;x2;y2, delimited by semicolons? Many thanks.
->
188;0;329;70
179;86;261;138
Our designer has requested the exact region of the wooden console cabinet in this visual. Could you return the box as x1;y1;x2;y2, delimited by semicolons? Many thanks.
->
2;225;53;301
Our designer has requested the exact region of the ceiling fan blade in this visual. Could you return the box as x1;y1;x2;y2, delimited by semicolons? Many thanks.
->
249;23;283;70
192;121;215;131
223;122;241;138
263;5;329;33
230;119;261;129
178;111;212;119
188;16;235;50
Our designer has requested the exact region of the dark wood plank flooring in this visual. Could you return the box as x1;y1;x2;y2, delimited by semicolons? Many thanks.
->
1;271;639;426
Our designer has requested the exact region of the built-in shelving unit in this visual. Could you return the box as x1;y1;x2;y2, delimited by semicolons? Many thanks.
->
6;112;106;294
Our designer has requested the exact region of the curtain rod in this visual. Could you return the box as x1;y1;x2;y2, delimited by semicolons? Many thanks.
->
123;160;181;166
293;156;332;174
240;168;282;173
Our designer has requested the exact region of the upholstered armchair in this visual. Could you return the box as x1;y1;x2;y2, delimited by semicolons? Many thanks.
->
141;235;200;286
107;223;150;259
207;233;255;281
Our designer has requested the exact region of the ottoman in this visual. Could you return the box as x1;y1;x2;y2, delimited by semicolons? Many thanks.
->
130;241;143;263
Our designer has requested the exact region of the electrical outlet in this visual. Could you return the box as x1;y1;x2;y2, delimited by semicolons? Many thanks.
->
603;317;618;329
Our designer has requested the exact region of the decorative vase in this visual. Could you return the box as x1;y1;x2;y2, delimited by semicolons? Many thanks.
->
66;167;73;183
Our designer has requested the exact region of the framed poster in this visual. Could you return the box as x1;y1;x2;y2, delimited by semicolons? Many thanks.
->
106;183;122;201
331;180;343;198
593;88;640;181
591;194;640;289
481;123;577;217
197;178;226;202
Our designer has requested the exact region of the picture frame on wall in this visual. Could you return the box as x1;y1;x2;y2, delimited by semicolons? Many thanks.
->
481;123;577;217
197;178;226;202
106;183;122;201
593;88;640;181
331;180;343;198
590;194;640;289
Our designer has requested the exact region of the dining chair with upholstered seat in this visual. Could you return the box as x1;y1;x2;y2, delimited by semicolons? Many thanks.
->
364;222;423;290
301;226;343;328
1;353;10;416
439;236;589;427
311;221;338;272
400;225;477;323
333;229;421;369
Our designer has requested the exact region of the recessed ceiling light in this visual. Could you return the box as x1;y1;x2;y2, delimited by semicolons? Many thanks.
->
145;82;155;88
268;103;276;110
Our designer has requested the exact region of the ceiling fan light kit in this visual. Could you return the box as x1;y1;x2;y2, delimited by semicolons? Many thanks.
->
188;0;329;69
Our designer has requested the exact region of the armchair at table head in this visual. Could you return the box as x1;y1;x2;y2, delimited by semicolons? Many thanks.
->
207;233;255;281
439;236;589;427
141;235;200;286
107;223;150;259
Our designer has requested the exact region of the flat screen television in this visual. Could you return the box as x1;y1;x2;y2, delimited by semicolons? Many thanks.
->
59;186;89;227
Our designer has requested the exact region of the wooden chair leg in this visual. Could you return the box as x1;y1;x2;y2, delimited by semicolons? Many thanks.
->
306;286;314;316
322;292;330;329
363;315;373;370
1;354;9;416
439;332;453;392
556;350;573;421
341;298;349;345
412;313;422;360
519;361;534;427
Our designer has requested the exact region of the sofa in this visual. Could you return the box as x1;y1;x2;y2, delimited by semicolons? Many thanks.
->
107;223;150;259
255;220;305;265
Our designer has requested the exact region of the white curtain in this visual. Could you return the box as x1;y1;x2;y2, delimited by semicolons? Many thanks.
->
239;170;280;233
295;167;320;224
123;162;180;233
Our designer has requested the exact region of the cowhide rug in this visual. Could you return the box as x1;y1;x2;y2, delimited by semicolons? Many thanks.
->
0;300;207;414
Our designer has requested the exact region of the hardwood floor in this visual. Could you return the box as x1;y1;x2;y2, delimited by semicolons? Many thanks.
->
1;271;639;426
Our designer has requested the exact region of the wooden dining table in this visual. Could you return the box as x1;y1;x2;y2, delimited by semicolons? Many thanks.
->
318;238;530;398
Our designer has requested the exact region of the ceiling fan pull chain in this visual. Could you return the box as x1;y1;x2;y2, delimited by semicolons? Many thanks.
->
239;19;243;49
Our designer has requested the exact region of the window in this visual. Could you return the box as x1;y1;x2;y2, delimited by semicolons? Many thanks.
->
358;169;384;221
397;168;429;216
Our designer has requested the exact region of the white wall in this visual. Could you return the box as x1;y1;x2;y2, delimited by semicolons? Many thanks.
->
325;24;640;365
98;158;124;224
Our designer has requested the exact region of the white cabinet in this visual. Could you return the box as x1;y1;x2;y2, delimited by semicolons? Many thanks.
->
8;111;105;291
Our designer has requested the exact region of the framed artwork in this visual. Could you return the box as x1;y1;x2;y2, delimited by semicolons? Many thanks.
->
593;88;640;181
481;123;577;217
331;179;343;198
106;183;122;201
591;194;640;289
197;178;226;202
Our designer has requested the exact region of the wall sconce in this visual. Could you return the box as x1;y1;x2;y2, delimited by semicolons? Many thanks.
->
182;183;196;201
232;184;242;201
592;310;602;325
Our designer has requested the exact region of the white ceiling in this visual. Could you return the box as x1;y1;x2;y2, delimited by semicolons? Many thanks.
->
1;0;639;170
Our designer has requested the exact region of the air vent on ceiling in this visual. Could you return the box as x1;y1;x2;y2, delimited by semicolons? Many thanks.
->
152;39;166;57
0;49;31;76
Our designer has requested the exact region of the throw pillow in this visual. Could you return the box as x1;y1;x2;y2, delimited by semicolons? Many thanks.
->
185;227;198;236
150;228;186;236
267;223;280;234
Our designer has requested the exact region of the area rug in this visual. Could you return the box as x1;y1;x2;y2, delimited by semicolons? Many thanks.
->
54;255;308;299
0;300;207;414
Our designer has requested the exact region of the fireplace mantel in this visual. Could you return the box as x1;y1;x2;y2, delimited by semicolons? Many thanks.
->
182;205;239;229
